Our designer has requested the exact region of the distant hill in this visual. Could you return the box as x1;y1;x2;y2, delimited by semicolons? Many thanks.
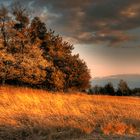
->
91;74;140;89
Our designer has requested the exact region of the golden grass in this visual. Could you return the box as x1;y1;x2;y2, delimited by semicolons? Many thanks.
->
0;85;140;139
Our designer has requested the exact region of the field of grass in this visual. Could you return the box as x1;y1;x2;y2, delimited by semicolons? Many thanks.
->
0;86;140;140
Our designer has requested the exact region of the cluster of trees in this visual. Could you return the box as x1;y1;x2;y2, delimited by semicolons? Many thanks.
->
89;80;140;96
0;4;91;91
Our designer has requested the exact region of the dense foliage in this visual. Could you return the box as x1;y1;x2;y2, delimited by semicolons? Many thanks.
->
0;4;91;91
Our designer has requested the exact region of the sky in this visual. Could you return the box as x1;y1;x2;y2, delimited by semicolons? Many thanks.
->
1;0;140;78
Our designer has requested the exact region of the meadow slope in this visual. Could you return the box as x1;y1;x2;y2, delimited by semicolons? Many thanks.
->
0;86;140;140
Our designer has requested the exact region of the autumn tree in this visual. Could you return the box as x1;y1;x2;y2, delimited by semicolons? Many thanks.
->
30;17;47;43
12;3;29;30
0;5;11;84
61;54;91;91
0;5;49;85
0;5;9;48
0;46;14;84
0;4;91;91
30;19;91;91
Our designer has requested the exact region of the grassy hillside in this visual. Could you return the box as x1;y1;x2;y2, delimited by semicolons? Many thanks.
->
0;86;140;140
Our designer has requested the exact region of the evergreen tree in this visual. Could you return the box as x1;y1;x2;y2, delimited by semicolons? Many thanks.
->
104;82;115;95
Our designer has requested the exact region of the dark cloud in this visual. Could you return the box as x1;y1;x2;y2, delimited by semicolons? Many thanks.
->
1;0;140;45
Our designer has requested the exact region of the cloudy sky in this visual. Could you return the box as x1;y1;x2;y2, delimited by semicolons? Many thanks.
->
1;0;140;78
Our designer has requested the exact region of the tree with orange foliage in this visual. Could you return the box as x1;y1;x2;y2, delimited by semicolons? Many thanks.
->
0;4;91;91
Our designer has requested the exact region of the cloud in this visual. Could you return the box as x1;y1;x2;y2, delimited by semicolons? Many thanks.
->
1;0;140;45
92;30;134;45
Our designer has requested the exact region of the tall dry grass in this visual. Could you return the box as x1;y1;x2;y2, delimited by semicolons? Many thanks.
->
0;85;140;140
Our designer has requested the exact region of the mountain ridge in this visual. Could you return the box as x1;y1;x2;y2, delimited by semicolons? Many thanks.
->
91;74;140;89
